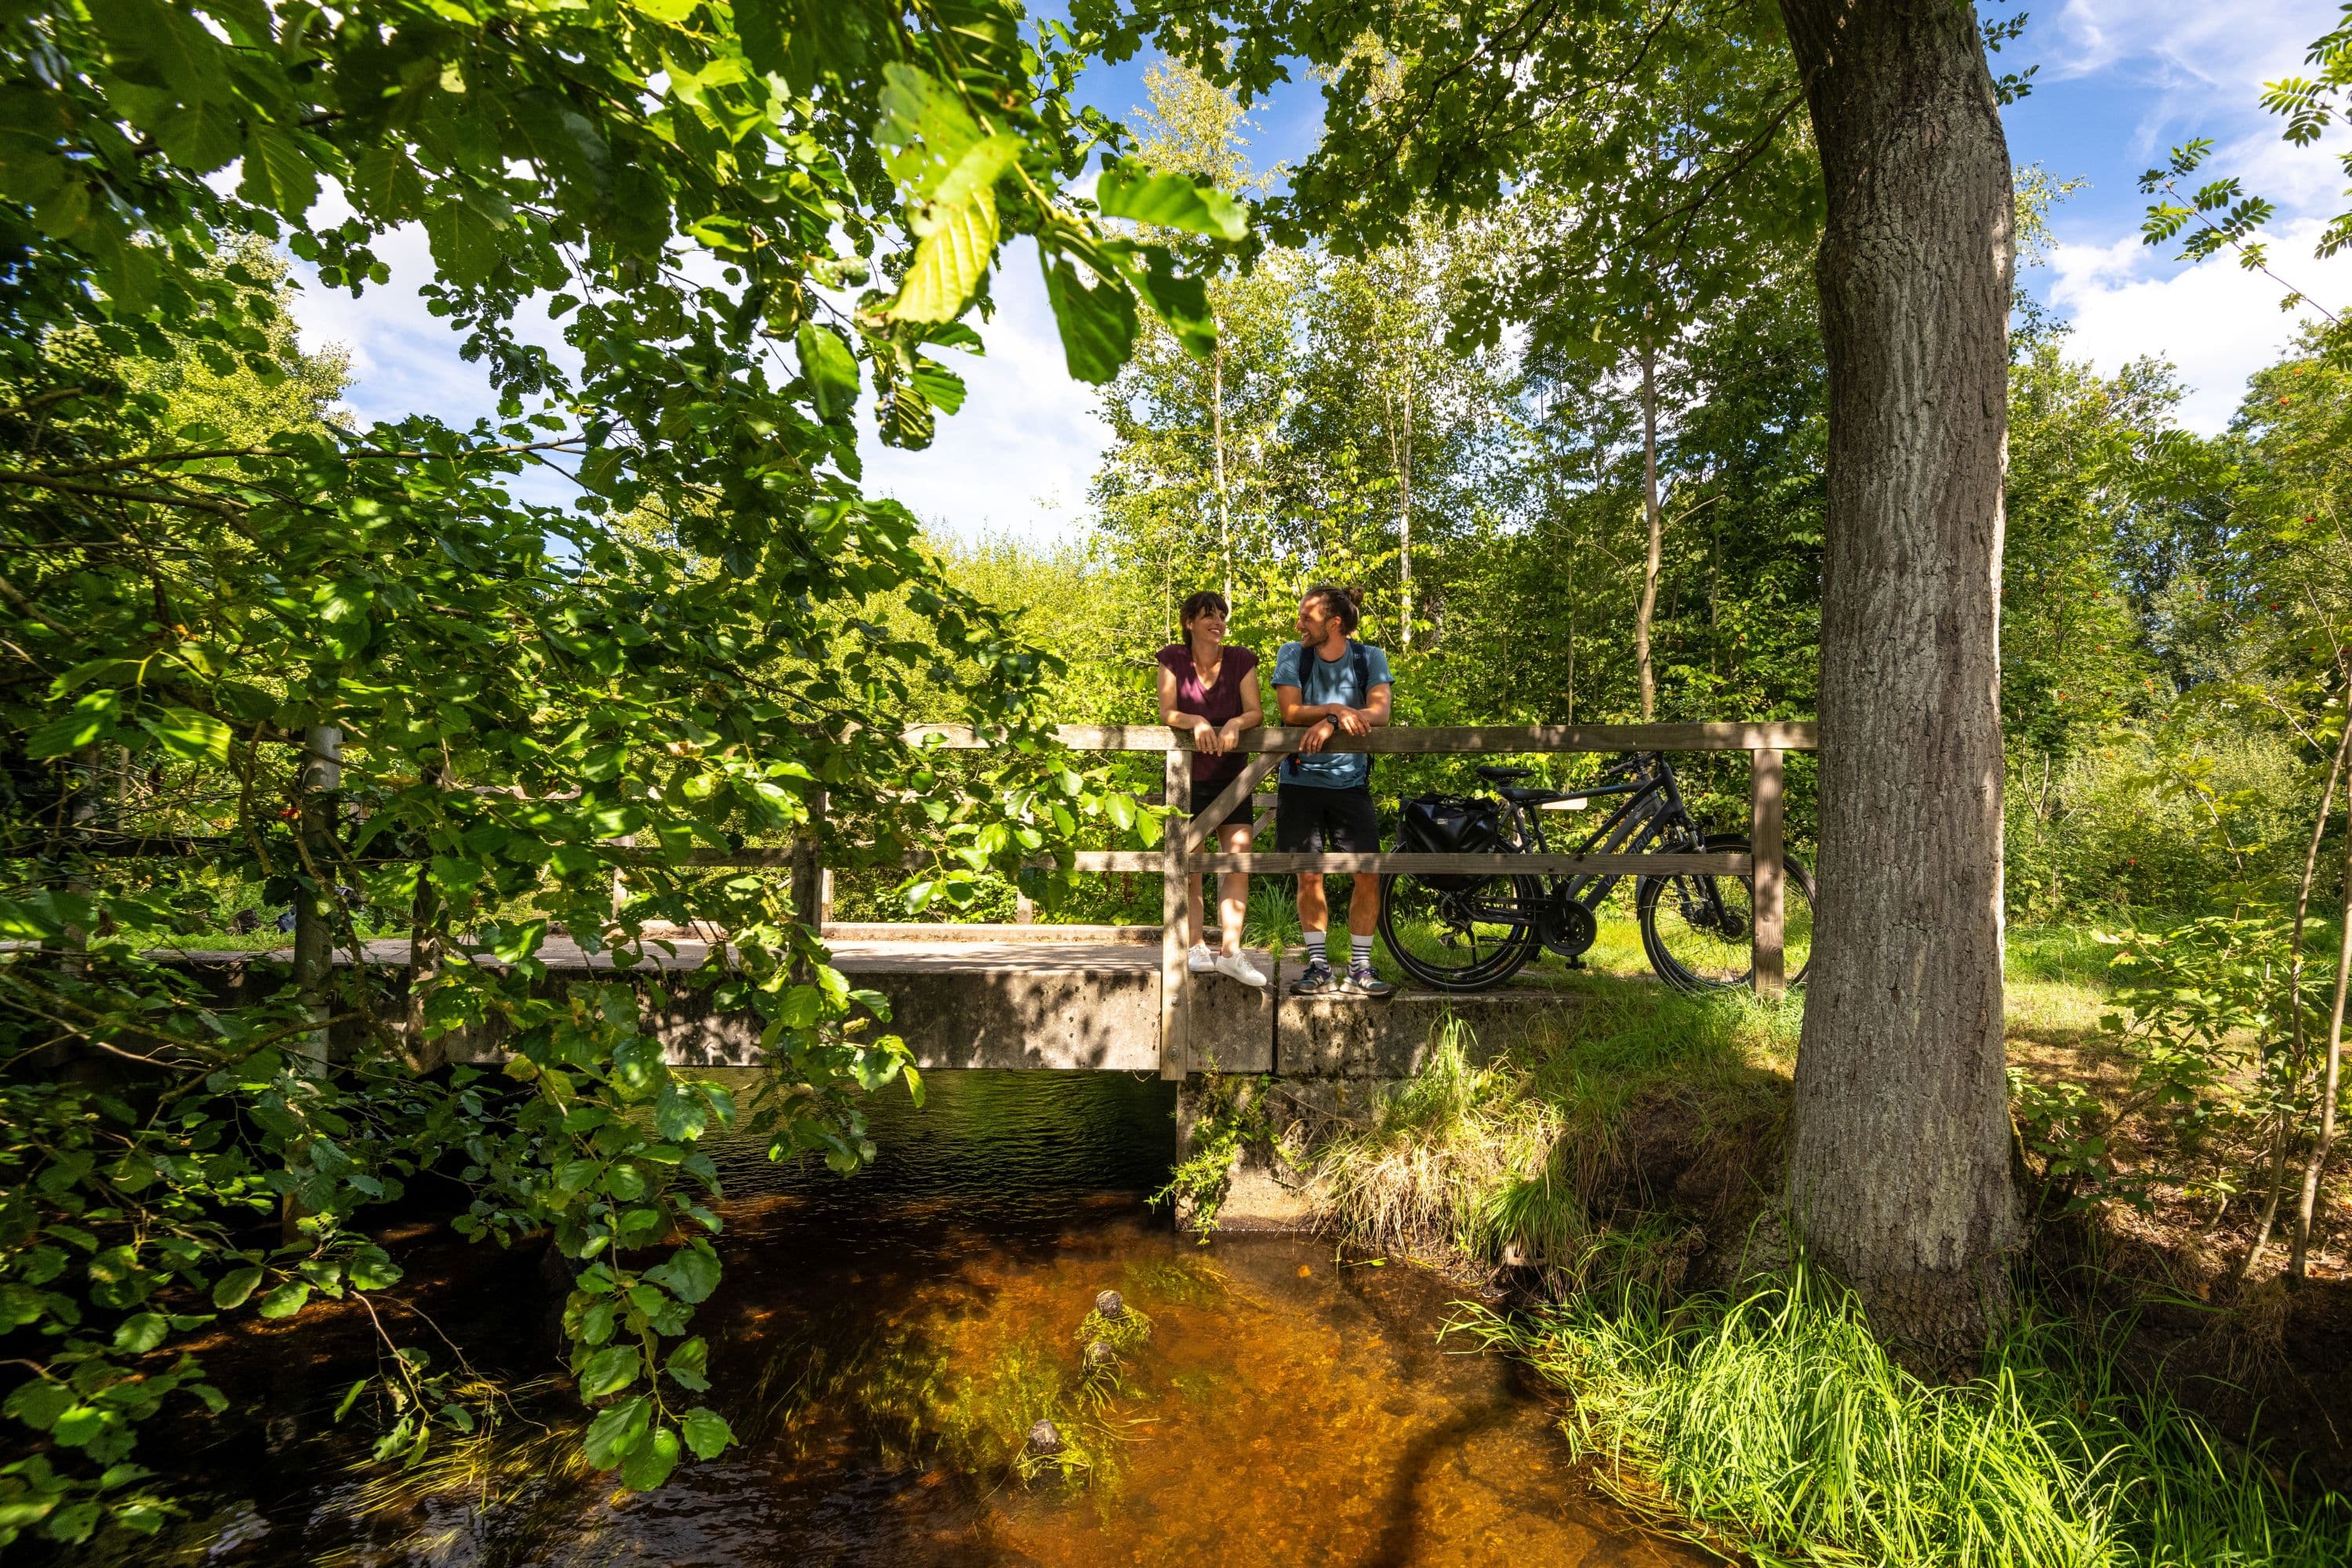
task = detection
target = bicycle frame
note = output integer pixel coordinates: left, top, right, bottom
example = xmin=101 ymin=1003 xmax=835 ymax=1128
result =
xmin=1439 ymin=756 xmax=1718 ymax=931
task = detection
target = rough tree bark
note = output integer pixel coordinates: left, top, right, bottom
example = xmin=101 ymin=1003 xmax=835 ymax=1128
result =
xmin=1777 ymin=0 xmax=2022 ymax=1353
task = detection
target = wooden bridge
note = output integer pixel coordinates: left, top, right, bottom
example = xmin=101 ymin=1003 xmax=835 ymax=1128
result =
xmin=165 ymin=721 xmax=1816 ymax=1081
xmin=673 ymin=720 xmax=1809 ymax=1079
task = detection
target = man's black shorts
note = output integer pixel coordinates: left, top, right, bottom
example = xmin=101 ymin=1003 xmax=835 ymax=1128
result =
xmin=1275 ymin=783 xmax=1381 ymax=855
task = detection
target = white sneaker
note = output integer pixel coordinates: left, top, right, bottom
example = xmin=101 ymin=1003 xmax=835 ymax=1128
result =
xmin=1188 ymin=942 xmax=1215 ymax=973
xmin=1214 ymin=949 xmax=1269 ymax=988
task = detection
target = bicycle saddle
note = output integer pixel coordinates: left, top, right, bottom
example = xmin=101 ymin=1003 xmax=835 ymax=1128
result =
xmin=1475 ymin=764 xmax=1536 ymax=783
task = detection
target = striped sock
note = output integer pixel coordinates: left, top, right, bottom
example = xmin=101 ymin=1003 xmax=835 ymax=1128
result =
xmin=1352 ymin=934 xmax=1374 ymax=969
xmin=1316 ymin=931 xmax=1339 ymax=970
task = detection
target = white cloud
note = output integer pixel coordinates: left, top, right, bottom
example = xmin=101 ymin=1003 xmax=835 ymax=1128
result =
xmin=858 ymin=235 xmax=1109 ymax=544
xmin=2047 ymin=217 xmax=2350 ymax=431
xmin=2042 ymin=0 xmax=2326 ymax=97
xmin=2021 ymin=1 xmax=2351 ymax=430
xmin=289 ymin=220 xmax=1107 ymax=541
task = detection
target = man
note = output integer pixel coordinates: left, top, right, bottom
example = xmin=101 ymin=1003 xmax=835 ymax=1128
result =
xmin=1272 ymin=584 xmax=1396 ymax=998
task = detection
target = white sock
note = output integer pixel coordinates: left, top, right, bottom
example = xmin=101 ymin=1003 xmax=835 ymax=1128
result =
xmin=1352 ymin=934 xmax=1374 ymax=969
xmin=1312 ymin=931 xmax=1336 ymax=968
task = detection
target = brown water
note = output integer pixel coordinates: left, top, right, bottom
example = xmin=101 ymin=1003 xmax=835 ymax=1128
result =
xmin=138 ymin=1073 xmax=1704 ymax=1568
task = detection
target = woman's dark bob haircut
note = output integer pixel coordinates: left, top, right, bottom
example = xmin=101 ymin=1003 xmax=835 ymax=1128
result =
xmin=1180 ymin=590 xmax=1230 ymax=626
xmin=1303 ymin=583 xmax=1363 ymax=635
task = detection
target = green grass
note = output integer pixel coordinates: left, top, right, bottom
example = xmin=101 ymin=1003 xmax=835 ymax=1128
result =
xmin=1313 ymin=989 xmax=1798 ymax=1282
xmin=1295 ymin=938 xmax=2350 ymax=1568
xmin=1458 ymin=1265 xmax=2352 ymax=1568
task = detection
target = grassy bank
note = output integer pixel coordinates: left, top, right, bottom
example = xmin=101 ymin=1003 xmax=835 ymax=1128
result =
xmin=1277 ymin=945 xmax=2352 ymax=1566
xmin=1459 ymin=1268 xmax=2349 ymax=1567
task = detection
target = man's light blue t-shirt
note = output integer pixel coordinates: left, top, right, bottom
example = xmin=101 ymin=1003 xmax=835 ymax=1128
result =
xmin=1272 ymin=639 xmax=1393 ymax=790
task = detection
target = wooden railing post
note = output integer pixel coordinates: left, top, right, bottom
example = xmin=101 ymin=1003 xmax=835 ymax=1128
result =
xmin=1160 ymin=742 xmax=1191 ymax=1080
xmin=1751 ymin=746 xmax=1785 ymax=996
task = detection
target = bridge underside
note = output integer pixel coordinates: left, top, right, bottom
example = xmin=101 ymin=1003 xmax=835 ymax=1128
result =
xmin=171 ymin=927 xmax=1575 ymax=1080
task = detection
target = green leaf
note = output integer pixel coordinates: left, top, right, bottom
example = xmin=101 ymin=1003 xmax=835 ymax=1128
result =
xmin=1097 ymin=168 xmax=1247 ymax=241
xmin=211 ymin=1267 xmax=263 ymax=1310
xmin=890 ymin=187 xmax=1002 ymax=324
xmin=664 ymin=1335 xmax=710 ymax=1392
xmin=50 ymin=1406 xmax=108 ymax=1449
xmin=680 ymin=1405 xmax=735 ymax=1460
xmin=350 ymin=143 xmax=429 ymax=221
xmin=578 ymin=1344 xmax=641 ymax=1399
xmin=239 ymin=123 xmax=320 ymax=216
xmin=152 ymin=97 xmax=242 ymax=172
xmin=26 ymin=691 xmax=119 ymax=758
xmin=423 ymin=195 xmax=510 ymax=288
xmin=644 ymin=1241 xmax=720 ymax=1305
xmin=111 ymin=1312 xmax=168 ymax=1355
xmin=796 ymin=324 xmax=859 ymax=421
xmin=138 ymin=706 xmax=230 ymax=764
xmin=347 ymin=1250 xmax=402 ymax=1292
xmin=876 ymin=64 xmax=1020 ymax=324
xmin=619 ymin=1421 xmax=680 ymax=1490
xmin=0 ymin=1283 xmax=49 ymax=1327
xmin=4 ymin=1377 xmax=74 ymax=1432
xmin=1040 ymin=253 xmax=1135 ymax=384
xmin=581 ymin=1393 xmax=651 ymax=1468
xmin=256 ymin=1279 xmax=311 ymax=1319
xmin=909 ymin=356 xmax=967 ymax=414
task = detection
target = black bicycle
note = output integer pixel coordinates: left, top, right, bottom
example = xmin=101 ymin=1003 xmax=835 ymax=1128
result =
xmin=1377 ymin=752 xmax=1814 ymax=994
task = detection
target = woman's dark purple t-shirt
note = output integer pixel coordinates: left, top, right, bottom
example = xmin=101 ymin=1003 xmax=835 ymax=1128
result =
xmin=1157 ymin=643 xmax=1258 ymax=787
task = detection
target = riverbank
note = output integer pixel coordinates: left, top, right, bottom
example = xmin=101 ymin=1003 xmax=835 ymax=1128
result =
xmin=1180 ymin=935 xmax=2352 ymax=1566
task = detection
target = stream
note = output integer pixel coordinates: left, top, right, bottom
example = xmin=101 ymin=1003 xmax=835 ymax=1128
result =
xmin=122 ymin=1072 xmax=1706 ymax=1567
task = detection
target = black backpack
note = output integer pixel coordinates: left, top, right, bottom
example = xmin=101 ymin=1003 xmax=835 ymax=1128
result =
xmin=1399 ymin=793 xmax=1501 ymax=891
xmin=1282 ymin=641 xmax=1377 ymax=785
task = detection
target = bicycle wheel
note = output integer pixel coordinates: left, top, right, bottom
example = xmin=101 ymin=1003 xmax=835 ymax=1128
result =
xmin=1635 ymin=833 xmax=1815 ymax=993
xmin=1377 ymin=872 xmax=1544 ymax=992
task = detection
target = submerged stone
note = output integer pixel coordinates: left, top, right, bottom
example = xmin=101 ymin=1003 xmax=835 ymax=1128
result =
xmin=1083 ymin=1339 xmax=1116 ymax=1368
xmin=1094 ymin=1290 xmax=1125 ymax=1318
xmin=1026 ymin=1418 xmax=1063 ymax=1456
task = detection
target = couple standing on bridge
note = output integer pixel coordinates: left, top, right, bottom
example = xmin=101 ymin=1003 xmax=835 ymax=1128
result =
xmin=1155 ymin=584 xmax=1398 ymax=1000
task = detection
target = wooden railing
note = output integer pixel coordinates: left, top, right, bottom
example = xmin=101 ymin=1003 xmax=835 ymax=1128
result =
xmin=861 ymin=722 xmax=1817 ymax=1079
xmin=43 ymin=720 xmax=1814 ymax=1080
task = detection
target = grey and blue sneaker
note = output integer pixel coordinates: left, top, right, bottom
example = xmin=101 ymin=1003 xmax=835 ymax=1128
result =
xmin=1289 ymin=959 xmax=1338 ymax=996
xmin=1341 ymin=962 xmax=1396 ymax=999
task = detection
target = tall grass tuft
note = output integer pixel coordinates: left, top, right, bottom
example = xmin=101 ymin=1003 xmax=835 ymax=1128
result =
xmin=1459 ymin=1264 xmax=2352 ymax=1568
xmin=1314 ymin=989 xmax=1797 ymax=1283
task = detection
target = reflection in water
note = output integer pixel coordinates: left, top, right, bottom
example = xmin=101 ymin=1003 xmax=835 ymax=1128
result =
xmin=156 ymin=1072 xmax=1701 ymax=1567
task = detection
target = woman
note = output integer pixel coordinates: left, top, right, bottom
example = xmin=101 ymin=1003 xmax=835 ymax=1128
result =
xmin=1156 ymin=590 xmax=1268 ymax=986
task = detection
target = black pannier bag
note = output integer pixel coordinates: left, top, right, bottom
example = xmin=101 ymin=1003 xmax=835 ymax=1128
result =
xmin=1399 ymin=793 xmax=1502 ymax=891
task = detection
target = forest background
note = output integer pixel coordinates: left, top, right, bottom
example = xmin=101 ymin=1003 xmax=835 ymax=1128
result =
xmin=866 ymin=63 xmax=2343 ymax=940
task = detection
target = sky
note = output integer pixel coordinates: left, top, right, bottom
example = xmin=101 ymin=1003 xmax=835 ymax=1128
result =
xmin=291 ymin=2 xmax=2352 ymax=540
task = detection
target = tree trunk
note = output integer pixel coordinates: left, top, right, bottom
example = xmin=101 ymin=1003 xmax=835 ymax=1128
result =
xmin=1777 ymin=0 xmax=2021 ymax=1356
xmin=1636 ymin=342 xmax=1662 ymax=721
xmin=1398 ymin=379 xmax=1414 ymax=650
xmin=2291 ymin=764 xmax=2352 ymax=1278
xmin=1212 ymin=339 xmax=1232 ymax=607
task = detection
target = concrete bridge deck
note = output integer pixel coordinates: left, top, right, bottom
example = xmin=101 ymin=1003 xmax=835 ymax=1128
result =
xmin=170 ymin=927 xmax=1577 ymax=1080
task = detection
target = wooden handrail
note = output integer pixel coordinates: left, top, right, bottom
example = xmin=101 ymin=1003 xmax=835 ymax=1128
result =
xmin=53 ymin=717 xmax=1800 ymax=1080
xmin=907 ymin=720 xmax=1816 ymax=753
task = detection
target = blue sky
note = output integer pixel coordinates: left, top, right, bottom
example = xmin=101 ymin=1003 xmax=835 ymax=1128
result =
xmin=293 ymin=1 xmax=2352 ymax=539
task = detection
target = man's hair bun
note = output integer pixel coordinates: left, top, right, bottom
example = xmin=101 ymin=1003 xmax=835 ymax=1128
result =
xmin=1305 ymin=582 xmax=1363 ymax=634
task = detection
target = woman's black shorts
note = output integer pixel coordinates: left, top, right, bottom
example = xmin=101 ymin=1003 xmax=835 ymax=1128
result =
xmin=1191 ymin=789 xmax=1257 ymax=836
xmin=1274 ymin=783 xmax=1381 ymax=853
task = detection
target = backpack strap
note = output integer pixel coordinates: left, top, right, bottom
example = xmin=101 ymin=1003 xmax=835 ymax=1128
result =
xmin=1284 ymin=641 xmax=1381 ymax=781
xmin=1351 ymin=641 xmax=1375 ymax=782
